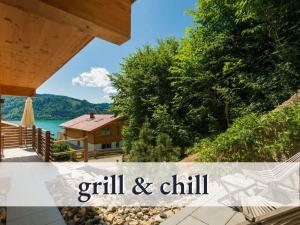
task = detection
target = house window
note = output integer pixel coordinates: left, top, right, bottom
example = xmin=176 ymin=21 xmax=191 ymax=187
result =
xmin=116 ymin=141 xmax=120 ymax=148
xmin=101 ymin=128 xmax=111 ymax=136
xmin=102 ymin=143 xmax=112 ymax=149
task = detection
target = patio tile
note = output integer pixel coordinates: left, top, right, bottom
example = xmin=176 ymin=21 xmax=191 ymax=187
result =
xmin=178 ymin=216 xmax=207 ymax=225
xmin=226 ymin=212 xmax=247 ymax=225
xmin=7 ymin=207 xmax=65 ymax=225
xmin=3 ymin=148 xmax=41 ymax=162
xmin=7 ymin=207 xmax=45 ymax=220
xmin=161 ymin=207 xmax=200 ymax=225
xmin=48 ymin=219 xmax=67 ymax=225
xmin=191 ymin=207 xmax=236 ymax=225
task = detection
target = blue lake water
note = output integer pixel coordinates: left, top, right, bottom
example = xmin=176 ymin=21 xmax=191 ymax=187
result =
xmin=9 ymin=120 xmax=67 ymax=137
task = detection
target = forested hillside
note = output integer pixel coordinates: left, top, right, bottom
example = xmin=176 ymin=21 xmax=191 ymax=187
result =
xmin=3 ymin=94 xmax=111 ymax=120
xmin=110 ymin=0 xmax=300 ymax=162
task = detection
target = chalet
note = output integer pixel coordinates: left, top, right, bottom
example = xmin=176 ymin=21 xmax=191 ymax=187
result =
xmin=59 ymin=113 xmax=124 ymax=152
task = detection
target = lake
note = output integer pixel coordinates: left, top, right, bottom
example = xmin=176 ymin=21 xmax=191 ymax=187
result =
xmin=9 ymin=120 xmax=67 ymax=138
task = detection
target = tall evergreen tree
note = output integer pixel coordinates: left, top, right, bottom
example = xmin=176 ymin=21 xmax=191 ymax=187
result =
xmin=129 ymin=119 xmax=155 ymax=162
xmin=154 ymin=133 xmax=180 ymax=162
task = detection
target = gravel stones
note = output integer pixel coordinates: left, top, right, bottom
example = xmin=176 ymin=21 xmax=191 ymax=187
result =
xmin=60 ymin=206 xmax=181 ymax=225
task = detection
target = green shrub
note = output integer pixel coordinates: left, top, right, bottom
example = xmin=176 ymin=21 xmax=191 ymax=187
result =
xmin=189 ymin=103 xmax=300 ymax=162
xmin=51 ymin=142 xmax=72 ymax=161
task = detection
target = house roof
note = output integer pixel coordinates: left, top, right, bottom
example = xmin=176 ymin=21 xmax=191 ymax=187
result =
xmin=60 ymin=114 xmax=122 ymax=132
xmin=0 ymin=0 xmax=135 ymax=96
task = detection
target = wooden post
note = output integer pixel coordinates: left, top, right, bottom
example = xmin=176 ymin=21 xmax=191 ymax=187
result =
xmin=0 ymin=97 xmax=3 ymax=162
xmin=93 ymin=133 xmax=96 ymax=158
xmin=32 ymin=125 xmax=36 ymax=150
xmin=93 ymin=146 xmax=97 ymax=159
xmin=45 ymin=131 xmax=50 ymax=162
xmin=37 ymin=128 xmax=42 ymax=154
xmin=19 ymin=125 xmax=23 ymax=147
xmin=84 ymin=136 xmax=88 ymax=162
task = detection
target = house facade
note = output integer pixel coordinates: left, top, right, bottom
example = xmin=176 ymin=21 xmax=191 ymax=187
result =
xmin=60 ymin=114 xmax=124 ymax=152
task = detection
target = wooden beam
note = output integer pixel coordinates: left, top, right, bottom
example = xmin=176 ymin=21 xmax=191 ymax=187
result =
xmin=0 ymin=85 xmax=36 ymax=96
xmin=45 ymin=131 xmax=50 ymax=162
xmin=84 ymin=136 xmax=88 ymax=162
xmin=0 ymin=0 xmax=132 ymax=45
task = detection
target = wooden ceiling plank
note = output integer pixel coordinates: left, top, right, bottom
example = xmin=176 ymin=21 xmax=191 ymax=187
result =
xmin=0 ymin=0 xmax=132 ymax=45
xmin=0 ymin=2 xmax=93 ymax=93
xmin=0 ymin=0 xmax=135 ymax=96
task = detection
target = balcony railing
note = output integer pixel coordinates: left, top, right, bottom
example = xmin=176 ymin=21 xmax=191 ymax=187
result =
xmin=32 ymin=126 xmax=52 ymax=162
xmin=0 ymin=123 xmax=52 ymax=162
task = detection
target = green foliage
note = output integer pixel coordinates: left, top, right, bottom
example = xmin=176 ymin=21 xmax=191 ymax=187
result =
xmin=51 ymin=142 xmax=72 ymax=161
xmin=190 ymin=103 xmax=300 ymax=162
xmin=129 ymin=120 xmax=180 ymax=162
xmin=172 ymin=0 xmax=300 ymax=132
xmin=110 ymin=38 xmax=189 ymax=154
xmin=154 ymin=133 xmax=180 ymax=162
xmin=3 ymin=94 xmax=111 ymax=120
xmin=111 ymin=0 xmax=300 ymax=162
xmin=129 ymin=120 xmax=155 ymax=162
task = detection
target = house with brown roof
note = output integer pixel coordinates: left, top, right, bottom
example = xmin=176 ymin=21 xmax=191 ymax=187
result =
xmin=60 ymin=113 xmax=124 ymax=153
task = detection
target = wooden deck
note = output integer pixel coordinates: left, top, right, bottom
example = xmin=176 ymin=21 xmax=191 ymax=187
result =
xmin=2 ymin=147 xmax=66 ymax=225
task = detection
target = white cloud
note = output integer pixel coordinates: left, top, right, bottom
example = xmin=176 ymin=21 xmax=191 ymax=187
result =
xmin=101 ymin=95 xmax=113 ymax=103
xmin=72 ymin=67 xmax=117 ymax=102
xmin=104 ymin=86 xmax=118 ymax=95
xmin=72 ymin=67 xmax=111 ymax=87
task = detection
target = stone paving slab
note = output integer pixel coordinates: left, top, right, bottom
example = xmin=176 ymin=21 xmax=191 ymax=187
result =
xmin=3 ymin=148 xmax=41 ymax=162
xmin=7 ymin=207 xmax=66 ymax=225
xmin=177 ymin=216 xmax=207 ymax=225
xmin=191 ymin=207 xmax=236 ymax=225
xmin=226 ymin=212 xmax=247 ymax=225
xmin=162 ymin=207 xmax=246 ymax=225
xmin=161 ymin=207 xmax=199 ymax=225
xmin=3 ymin=148 xmax=66 ymax=225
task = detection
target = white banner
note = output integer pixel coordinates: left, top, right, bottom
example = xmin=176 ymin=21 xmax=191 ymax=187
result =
xmin=0 ymin=162 xmax=299 ymax=207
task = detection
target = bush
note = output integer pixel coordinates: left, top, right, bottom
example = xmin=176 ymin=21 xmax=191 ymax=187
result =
xmin=51 ymin=142 xmax=72 ymax=161
xmin=189 ymin=103 xmax=300 ymax=162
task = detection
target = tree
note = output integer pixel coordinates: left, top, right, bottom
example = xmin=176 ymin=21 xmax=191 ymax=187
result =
xmin=172 ymin=0 xmax=300 ymax=134
xmin=128 ymin=120 xmax=180 ymax=162
xmin=129 ymin=119 xmax=155 ymax=162
xmin=111 ymin=0 xmax=300 ymax=161
xmin=110 ymin=38 xmax=186 ymax=154
xmin=154 ymin=133 xmax=180 ymax=162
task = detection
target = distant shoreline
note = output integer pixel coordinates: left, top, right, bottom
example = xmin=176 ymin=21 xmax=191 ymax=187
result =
xmin=3 ymin=94 xmax=111 ymax=121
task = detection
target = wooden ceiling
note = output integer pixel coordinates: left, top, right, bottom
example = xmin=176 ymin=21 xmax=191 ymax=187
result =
xmin=0 ymin=0 xmax=135 ymax=96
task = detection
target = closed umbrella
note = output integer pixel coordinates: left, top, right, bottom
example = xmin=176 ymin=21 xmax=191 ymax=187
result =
xmin=21 ymin=97 xmax=35 ymax=147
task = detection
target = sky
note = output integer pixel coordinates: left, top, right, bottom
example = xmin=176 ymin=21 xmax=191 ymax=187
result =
xmin=37 ymin=0 xmax=197 ymax=103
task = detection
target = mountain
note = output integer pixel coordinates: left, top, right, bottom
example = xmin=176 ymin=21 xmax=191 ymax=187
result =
xmin=2 ymin=94 xmax=111 ymax=120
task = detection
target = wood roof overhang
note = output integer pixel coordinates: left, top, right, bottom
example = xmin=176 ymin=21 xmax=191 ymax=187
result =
xmin=0 ymin=0 xmax=135 ymax=96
